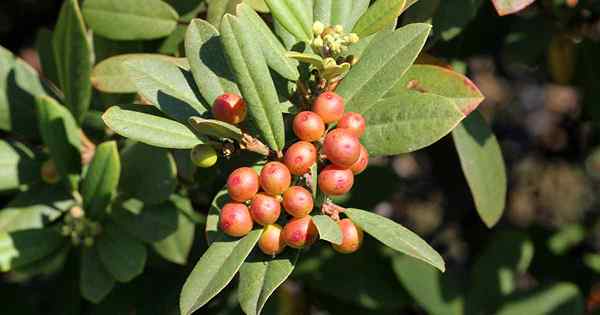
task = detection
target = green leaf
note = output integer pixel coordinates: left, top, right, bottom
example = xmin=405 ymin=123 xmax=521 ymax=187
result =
xmin=82 ymin=0 xmax=180 ymax=40
xmin=361 ymin=90 xmax=464 ymax=156
xmin=153 ymin=207 xmax=196 ymax=265
xmin=466 ymin=231 xmax=534 ymax=315
xmin=189 ymin=116 xmax=243 ymax=141
xmin=344 ymin=208 xmax=445 ymax=272
xmin=313 ymin=0 xmax=352 ymax=29
xmin=0 ymin=140 xmax=40 ymax=192
xmin=548 ymin=224 xmax=585 ymax=255
xmin=125 ymin=58 xmax=208 ymax=123
xmin=111 ymin=198 xmax=178 ymax=243
xmin=392 ymin=255 xmax=464 ymax=315
xmin=206 ymin=187 xmax=230 ymax=245
xmin=53 ymin=0 xmax=93 ymax=122
xmin=0 ymin=46 xmax=47 ymax=139
xmin=245 ymin=0 xmax=269 ymax=12
xmin=206 ymin=0 xmax=239 ymax=28
xmin=237 ymin=4 xmax=299 ymax=81
xmin=264 ymin=0 xmax=313 ymax=41
xmin=491 ymin=0 xmax=535 ymax=16
xmin=92 ymin=54 xmax=189 ymax=94
xmin=584 ymin=254 xmax=600 ymax=273
xmin=35 ymin=29 xmax=59 ymax=85
xmin=97 ymin=222 xmax=147 ymax=282
xmin=80 ymin=247 xmax=116 ymax=304
xmin=431 ymin=0 xmax=482 ymax=42
xmin=220 ymin=15 xmax=285 ymax=151
xmin=0 ymin=228 xmax=65 ymax=272
xmin=286 ymin=51 xmax=324 ymax=69
xmin=352 ymin=0 xmax=407 ymax=37
xmin=494 ymin=283 xmax=584 ymax=315
xmin=179 ymin=230 xmax=262 ymax=315
xmin=103 ymin=106 xmax=201 ymax=149
xmin=119 ymin=142 xmax=177 ymax=205
xmin=36 ymin=96 xmax=81 ymax=178
xmin=311 ymin=215 xmax=342 ymax=245
xmin=390 ymin=64 xmax=485 ymax=115
xmin=337 ymin=23 xmax=431 ymax=114
xmin=185 ymin=19 xmax=240 ymax=105
xmin=82 ymin=141 xmax=120 ymax=219
xmin=238 ymin=250 xmax=300 ymax=315
xmin=452 ymin=110 xmax=506 ymax=228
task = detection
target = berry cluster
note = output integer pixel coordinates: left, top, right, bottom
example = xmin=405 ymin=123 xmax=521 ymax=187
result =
xmin=212 ymin=90 xmax=368 ymax=256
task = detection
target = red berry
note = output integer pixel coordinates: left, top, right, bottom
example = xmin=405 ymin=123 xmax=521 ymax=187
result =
xmin=212 ymin=93 xmax=247 ymax=124
xmin=293 ymin=111 xmax=325 ymax=142
xmin=250 ymin=193 xmax=281 ymax=225
xmin=332 ymin=219 xmax=363 ymax=254
xmin=258 ymin=224 xmax=286 ymax=256
xmin=337 ymin=112 xmax=366 ymax=138
xmin=282 ymin=186 xmax=314 ymax=218
xmin=283 ymin=141 xmax=317 ymax=175
xmin=227 ymin=167 xmax=259 ymax=202
xmin=282 ymin=216 xmax=318 ymax=248
xmin=219 ymin=203 xmax=253 ymax=237
xmin=350 ymin=144 xmax=369 ymax=175
xmin=259 ymin=162 xmax=291 ymax=195
xmin=323 ymin=129 xmax=361 ymax=168
xmin=318 ymin=164 xmax=354 ymax=196
xmin=312 ymin=92 xmax=344 ymax=123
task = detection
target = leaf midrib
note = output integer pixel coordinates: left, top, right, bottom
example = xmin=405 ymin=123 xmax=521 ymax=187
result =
xmin=84 ymin=8 xmax=176 ymax=24
xmin=105 ymin=112 xmax=198 ymax=143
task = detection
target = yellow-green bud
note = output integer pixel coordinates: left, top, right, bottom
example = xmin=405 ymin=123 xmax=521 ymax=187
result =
xmin=190 ymin=144 xmax=218 ymax=168
xmin=312 ymin=36 xmax=324 ymax=48
xmin=334 ymin=24 xmax=344 ymax=33
xmin=83 ymin=237 xmax=94 ymax=247
xmin=312 ymin=21 xmax=325 ymax=35
xmin=348 ymin=33 xmax=359 ymax=44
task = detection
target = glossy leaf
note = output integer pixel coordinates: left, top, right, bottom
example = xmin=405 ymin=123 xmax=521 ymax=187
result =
xmin=390 ymin=64 xmax=485 ymax=115
xmin=0 ymin=228 xmax=65 ymax=272
xmin=237 ymin=4 xmax=299 ymax=81
xmin=185 ymin=19 xmax=240 ymax=105
xmin=264 ymin=0 xmax=313 ymax=41
xmin=361 ymin=90 xmax=464 ymax=156
xmin=82 ymin=141 xmax=120 ymax=219
xmin=53 ymin=0 xmax=92 ymax=122
xmin=35 ymin=28 xmax=59 ymax=85
xmin=36 ymin=96 xmax=81 ymax=178
xmin=466 ymin=231 xmax=534 ymax=315
xmin=153 ymin=206 xmax=196 ymax=265
xmin=345 ymin=208 xmax=445 ymax=272
xmin=352 ymin=0 xmax=407 ymax=38
xmin=452 ymin=110 xmax=506 ymax=227
xmin=337 ymin=23 xmax=431 ymax=114
xmin=103 ymin=106 xmax=201 ymax=149
xmin=179 ymin=230 xmax=262 ymax=315
xmin=494 ymin=283 xmax=584 ymax=315
xmin=492 ymin=0 xmax=535 ymax=16
xmin=80 ymin=247 xmax=115 ymax=303
xmin=313 ymin=0 xmax=352 ymax=30
xmin=111 ymin=198 xmax=178 ymax=243
xmin=392 ymin=255 xmax=464 ymax=315
xmin=0 ymin=140 xmax=40 ymax=192
xmin=238 ymin=250 xmax=300 ymax=315
xmin=220 ymin=15 xmax=285 ymax=151
xmin=92 ymin=54 xmax=189 ymax=93
xmin=125 ymin=58 xmax=208 ymax=123
xmin=206 ymin=187 xmax=229 ymax=245
xmin=97 ymin=222 xmax=147 ymax=282
xmin=82 ymin=0 xmax=179 ymax=40
xmin=119 ymin=142 xmax=177 ymax=205
xmin=188 ymin=116 xmax=243 ymax=141
xmin=311 ymin=214 xmax=342 ymax=245
xmin=0 ymin=46 xmax=47 ymax=139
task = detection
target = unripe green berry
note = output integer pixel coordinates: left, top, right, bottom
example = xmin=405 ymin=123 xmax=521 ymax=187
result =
xmin=191 ymin=144 xmax=218 ymax=168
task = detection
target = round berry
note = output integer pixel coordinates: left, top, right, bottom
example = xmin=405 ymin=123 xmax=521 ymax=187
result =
xmin=250 ymin=193 xmax=281 ymax=225
xmin=312 ymin=92 xmax=345 ymax=123
xmin=258 ymin=224 xmax=286 ymax=256
xmin=219 ymin=203 xmax=253 ymax=237
xmin=318 ymin=164 xmax=354 ymax=196
xmin=41 ymin=160 xmax=59 ymax=184
xmin=283 ymin=141 xmax=317 ymax=175
xmin=337 ymin=112 xmax=366 ymax=138
xmin=323 ymin=129 xmax=361 ymax=168
xmin=259 ymin=161 xmax=291 ymax=195
xmin=190 ymin=144 xmax=218 ymax=168
xmin=227 ymin=167 xmax=259 ymax=202
xmin=293 ymin=111 xmax=325 ymax=142
xmin=332 ymin=219 xmax=363 ymax=254
xmin=212 ymin=93 xmax=247 ymax=124
xmin=350 ymin=144 xmax=369 ymax=175
xmin=282 ymin=186 xmax=314 ymax=218
xmin=282 ymin=216 xmax=318 ymax=248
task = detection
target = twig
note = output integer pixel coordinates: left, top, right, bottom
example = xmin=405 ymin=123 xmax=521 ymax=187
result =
xmin=321 ymin=201 xmax=346 ymax=221
xmin=239 ymin=133 xmax=271 ymax=156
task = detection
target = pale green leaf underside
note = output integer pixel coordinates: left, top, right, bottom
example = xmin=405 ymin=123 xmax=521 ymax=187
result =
xmin=352 ymin=0 xmax=407 ymax=38
xmin=311 ymin=214 xmax=342 ymax=245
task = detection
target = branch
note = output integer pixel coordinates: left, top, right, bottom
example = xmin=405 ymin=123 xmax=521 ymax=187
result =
xmin=239 ymin=133 xmax=271 ymax=156
xmin=321 ymin=201 xmax=346 ymax=221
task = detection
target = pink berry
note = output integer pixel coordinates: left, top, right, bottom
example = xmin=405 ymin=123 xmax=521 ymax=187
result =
xmin=350 ymin=144 xmax=369 ymax=175
xmin=293 ymin=111 xmax=325 ymax=142
xmin=323 ymin=129 xmax=361 ymax=168
xmin=259 ymin=162 xmax=291 ymax=195
xmin=250 ymin=193 xmax=281 ymax=225
xmin=219 ymin=203 xmax=253 ymax=237
xmin=282 ymin=186 xmax=314 ymax=218
xmin=337 ymin=112 xmax=366 ymax=138
xmin=318 ymin=164 xmax=354 ymax=196
xmin=227 ymin=167 xmax=259 ymax=202
xmin=312 ymin=92 xmax=344 ymax=123
xmin=283 ymin=141 xmax=317 ymax=175
xmin=212 ymin=93 xmax=247 ymax=124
